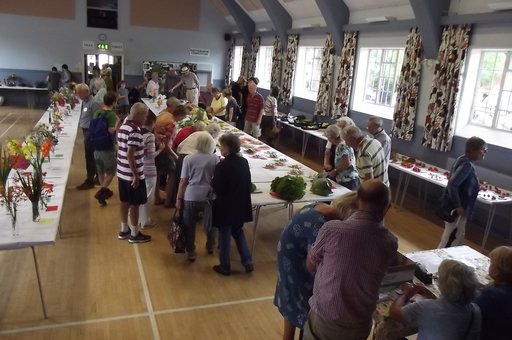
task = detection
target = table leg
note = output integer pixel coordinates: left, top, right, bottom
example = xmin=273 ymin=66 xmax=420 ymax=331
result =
xmin=482 ymin=205 xmax=497 ymax=249
xmin=301 ymin=134 xmax=310 ymax=159
xmin=288 ymin=203 xmax=294 ymax=219
xmin=399 ymin=174 xmax=411 ymax=210
xmin=393 ymin=171 xmax=404 ymax=206
xmin=251 ymin=205 xmax=262 ymax=256
xmin=31 ymin=246 xmax=48 ymax=319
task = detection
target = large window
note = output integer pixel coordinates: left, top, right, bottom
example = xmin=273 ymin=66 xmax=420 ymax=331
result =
xmin=352 ymin=48 xmax=404 ymax=119
xmin=469 ymin=51 xmax=512 ymax=131
xmin=255 ymin=46 xmax=273 ymax=89
xmin=232 ymin=46 xmax=244 ymax=82
xmin=293 ymin=47 xmax=323 ymax=100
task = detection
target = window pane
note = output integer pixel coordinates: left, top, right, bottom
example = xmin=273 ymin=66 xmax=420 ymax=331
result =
xmin=496 ymin=111 xmax=512 ymax=131
xmin=364 ymin=48 xmax=402 ymax=107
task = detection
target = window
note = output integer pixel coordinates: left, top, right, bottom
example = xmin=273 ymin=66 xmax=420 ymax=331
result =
xmin=232 ymin=46 xmax=243 ymax=82
xmin=255 ymin=46 xmax=273 ymax=89
xmin=469 ymin=51 xmax=512 ymax=131
xmin=293 ymin=47 xmax=323 ymax=100
xmin=352 ymin=48 xmax=404 ymax=119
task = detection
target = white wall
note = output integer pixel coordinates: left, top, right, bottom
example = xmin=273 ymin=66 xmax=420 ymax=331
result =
xmin=0 ymin=0 xmax=231 ymax=79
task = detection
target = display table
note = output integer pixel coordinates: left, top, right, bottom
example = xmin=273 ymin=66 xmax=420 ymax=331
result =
xmin=373 ymin=246 xmax=490 ymax=339
xmin=0 ymin=104 xmax=81 ymax=318
xmin=0 ymin=85 xmax=48 ymax=109
xmin=141 ymin=97 xmax=166 ymax=116
xmin=277 ymin=119 xmax=327 ymax=159
xmin=390 ymin=155 xmax=512 ymax=248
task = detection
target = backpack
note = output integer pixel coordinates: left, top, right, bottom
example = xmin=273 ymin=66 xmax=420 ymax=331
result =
xmin=89 ymin=110 xmax=114 ymax=151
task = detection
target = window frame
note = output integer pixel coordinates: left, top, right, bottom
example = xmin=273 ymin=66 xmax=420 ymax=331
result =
xmin=231 ymin=46 xmax=244 ymax=82
xmin=255 ymin=46 xmax=273 ymax=90
xmin=293 ymin=46 xmax=323 ymax=101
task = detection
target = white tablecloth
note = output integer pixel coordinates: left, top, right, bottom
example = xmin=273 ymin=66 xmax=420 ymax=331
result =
xmin=0 ymin=106 xmax=81 ymax=250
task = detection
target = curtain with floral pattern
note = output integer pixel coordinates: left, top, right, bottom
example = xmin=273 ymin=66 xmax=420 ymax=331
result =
xmin=224 ymin=38 xmax=236 ymax=87
xmin=270 ymin=35 xmax=283 ymax=88
xmin=332 ymin=32 xmax=358 ymax=117
xmin=391 ymin=27 xmax=423 ymax=140
xmin=248 ymin=36 xmax=261 ymax=79
xmin=422 ymin=25 xmax=471 ymax=152
xmin=240 ymin=42 xmax=250 ymax=80
xmin=315 ymin=34 xmax=335 ymax=116
xmin=279 ymin=34 xmax=299 ymax=106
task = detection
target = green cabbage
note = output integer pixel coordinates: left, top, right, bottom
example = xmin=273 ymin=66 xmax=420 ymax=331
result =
xmin=270 ymin=175 xmax=306 ymax=202
xmin=310 ymin=178 xmax=332 ymax=196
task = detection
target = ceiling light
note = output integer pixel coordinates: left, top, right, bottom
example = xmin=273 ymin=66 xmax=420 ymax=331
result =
xmin=365 ymin=16 xmax=395 ymax=23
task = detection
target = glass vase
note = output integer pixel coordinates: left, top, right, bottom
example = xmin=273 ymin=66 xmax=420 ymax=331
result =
xmin=8 ymin=203 xmax=18 ymax=236
xmin=31 ymin=199 xmax=40 ymax=222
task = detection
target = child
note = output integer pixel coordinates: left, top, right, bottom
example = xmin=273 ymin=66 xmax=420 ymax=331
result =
xmin=117 ymin=80 xmax=130 ymax=128
xmin=139 ymin=112 xmax=165 ymax=228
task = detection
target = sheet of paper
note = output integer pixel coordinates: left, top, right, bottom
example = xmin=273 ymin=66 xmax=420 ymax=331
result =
xmin=406 ymin=252 xmax=444 ymax=274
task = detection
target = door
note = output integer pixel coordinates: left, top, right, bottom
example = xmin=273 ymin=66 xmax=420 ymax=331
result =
xmin=83 ymin=54 xmax=123 ymax=89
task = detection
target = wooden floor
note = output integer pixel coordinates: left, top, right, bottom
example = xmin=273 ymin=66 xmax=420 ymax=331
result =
xmin=0 ymin=106 xmax=507 ymax=339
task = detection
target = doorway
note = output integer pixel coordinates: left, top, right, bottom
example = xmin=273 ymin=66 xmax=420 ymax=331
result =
xmin=83 ymin=53 xmax=124 ymax=90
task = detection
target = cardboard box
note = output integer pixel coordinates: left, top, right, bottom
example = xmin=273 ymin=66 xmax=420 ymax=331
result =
xmin=381 ymin=252 xmax=416 ymax=287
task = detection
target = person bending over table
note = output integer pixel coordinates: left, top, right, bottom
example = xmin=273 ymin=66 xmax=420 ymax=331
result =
xmin=438 ymin=137 xmax=487 ymax=248
xmin=324 ymin=124 xmax=359 ymax=190
xmin=274 ymin=192 xmax=358 ymax=340
xmin=390 ymin=259 xmax=481 ymax=340
xmin=473 ymin=246 xmax=512 ymax=340
xmin=211 ymin=133 xmax=253 ymax=276
xmin=323 ymin=117 xmax=354 ymax=174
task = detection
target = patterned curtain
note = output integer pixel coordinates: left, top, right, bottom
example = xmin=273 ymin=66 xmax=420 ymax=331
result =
xmin=315 ymin=34 xmax=335 ymax=116
xmin=240 ymin=42 xmax=251 ymax=79
xmin=422 ymin=25 xmax=471 ymax=151
xmin=248 ymin=36 xmax=261 ymax=79
xmin=279 ymin=34 xmax=300 ymax=106
xmin=332 ymin=32 xmax=358 ymax=117
xmin=391 ymin=27 xmax=423 ymax=140
xmin=224 ymin=38 xmax=236 ymax=87
xmin=270 ymin=35 xmax=283 ymax=87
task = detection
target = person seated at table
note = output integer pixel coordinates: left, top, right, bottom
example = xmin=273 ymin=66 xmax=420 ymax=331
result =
xmin=323 ymin=117 xmax=354 ymax=174
xmin=324 ymin=125 xmax=359 ymax=190
xmin=473 ymin=246 xmax=512 ymax=340
xmin=438 ymin=137 xmax=487 ymax=248
xmin=176 ymin=134 xmax=219 ymax=261
xmin=274 ymin=192 xmax=358 ymax=340
xmin=389 ymin=259 xmax=481 ymax=340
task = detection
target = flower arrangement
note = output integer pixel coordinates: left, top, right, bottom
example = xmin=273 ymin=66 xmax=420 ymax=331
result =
xmin=7 ymin=123 xmax=55 ymax=221
xmin=51 ymin=86 xmax=78 ymax=109
xmin=0 ymin=147 xmax=27 ymax=235
xmin=155 ymin=94 xmax=166 ymax=107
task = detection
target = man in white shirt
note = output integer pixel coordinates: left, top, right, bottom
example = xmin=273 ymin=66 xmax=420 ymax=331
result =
xmin=146 ymin=72 xmax=160 ymax=97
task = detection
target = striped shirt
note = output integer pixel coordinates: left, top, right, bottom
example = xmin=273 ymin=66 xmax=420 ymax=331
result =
xmin=308 ymin=211 xmax=398 ymax=323
xmin=263 ymin=95 xmax=277 ymax=116
xmin=374 ymin=129 xmax=391 ymax=169
xmin=356 ymin=135 xmax=389 ymax=186
xmin=117 ymin=120 xmax=145 ymax=181
xmin=141 ymin=128 xmax=157 ymax=178
xmin=245 ymin=92 xmax=264 ymax=123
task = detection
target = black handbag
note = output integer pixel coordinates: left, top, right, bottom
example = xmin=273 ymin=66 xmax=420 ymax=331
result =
xmin=435 ymin=191 xmax=458 ymax=223
xmin=168 ymin=210 xmax=186 ymax=253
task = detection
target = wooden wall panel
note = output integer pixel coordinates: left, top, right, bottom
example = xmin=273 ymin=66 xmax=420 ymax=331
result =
xmin=0 ymin=0 xmax=74 ymax=19
xmin=130 ymin=0 xmax=200 ymax=31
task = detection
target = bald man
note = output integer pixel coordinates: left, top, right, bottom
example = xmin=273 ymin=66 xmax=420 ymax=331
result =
xmin=304 ymin=180 xmax=397 ymax=340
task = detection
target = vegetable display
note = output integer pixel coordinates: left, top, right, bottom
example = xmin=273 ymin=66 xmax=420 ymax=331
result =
xmin=270 ymin=175 xmax=306 ymax=202
xmin=310 ymin=177 xmax=333 ymax=196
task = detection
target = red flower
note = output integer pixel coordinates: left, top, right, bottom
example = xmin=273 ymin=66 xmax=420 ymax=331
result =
xmin=10 ymin=155 xmax=30 ymax=170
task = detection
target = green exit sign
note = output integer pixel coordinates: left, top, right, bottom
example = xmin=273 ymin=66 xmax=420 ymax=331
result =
xmin=97 ymin=43 xmax=109 ymax=50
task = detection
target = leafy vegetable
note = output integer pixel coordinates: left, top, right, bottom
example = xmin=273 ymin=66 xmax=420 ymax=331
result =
xmin=270 ymin=175 xmax=306 ymax=202
xmin=311 ymin=178 xmax=332 ymax=197
xmin=251 ymin=183 xmax=257 ymax=193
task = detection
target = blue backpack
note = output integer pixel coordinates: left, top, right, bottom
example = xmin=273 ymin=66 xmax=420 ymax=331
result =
xmin=89 ymin=110 xmax=114 ymax=151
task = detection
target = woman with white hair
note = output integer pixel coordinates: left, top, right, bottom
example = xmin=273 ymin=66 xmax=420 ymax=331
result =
xmin=176 ymin=133 xmax=219 ymax=261
xmin=474 ymin=246 xmax=512 ymax=340
xmin=323 ymin=124 xmax=359 ymax=190
xmin=93 ymin=78 xmax=107 ymax=104
xmin=390 ymin=259 xmax=481 ymax=340
xmin=323 ymin=117 xmax=354 ymax=175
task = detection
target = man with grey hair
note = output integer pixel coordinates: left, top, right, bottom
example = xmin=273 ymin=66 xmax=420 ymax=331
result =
xmin=171 ymin=66 xmax=200 ymax=106
xmin=343 ymin=125 xmax=389 ymax=186
xmin=367 ymin=116 xmax=391 ymax=168
xmin=324 ymin=116 xmax=355 ymax=172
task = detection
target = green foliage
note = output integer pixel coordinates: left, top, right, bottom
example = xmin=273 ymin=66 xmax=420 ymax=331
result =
xmin=310 ymin=178 xmax=332 ymax=197
xmin=270 ymin=175 xmax=306 ymax=202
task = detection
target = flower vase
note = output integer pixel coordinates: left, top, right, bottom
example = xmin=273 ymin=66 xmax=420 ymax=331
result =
xmin=6 ymin=202 xmax=18 ymax=236
xmin=31 ymin=199 xmax=40 ymax=222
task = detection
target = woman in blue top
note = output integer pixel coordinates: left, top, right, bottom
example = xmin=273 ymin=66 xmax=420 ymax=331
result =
xmin=473 ymin=246 xmax=512 ymax=340
xmin=438 ymin=136 xmax=487 ymax=248
xmin=274 ymin=192 xmax=358 ymax=340
xmin=324 ymin=125 xmax=359 ymax=190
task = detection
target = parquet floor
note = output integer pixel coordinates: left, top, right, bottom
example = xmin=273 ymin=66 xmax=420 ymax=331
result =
xmin=0 ymin=106 xmax=506 ymax=339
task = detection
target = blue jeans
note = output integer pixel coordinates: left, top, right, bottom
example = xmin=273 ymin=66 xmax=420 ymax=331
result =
xmin=218 ymin=224 xmax=252 ymax=270
xmin=182 ymin=200 xmax=215 ymax=252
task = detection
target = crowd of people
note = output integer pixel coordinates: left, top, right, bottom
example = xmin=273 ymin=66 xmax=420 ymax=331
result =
xmin=69 ymin=68 xmax=509 ymax=340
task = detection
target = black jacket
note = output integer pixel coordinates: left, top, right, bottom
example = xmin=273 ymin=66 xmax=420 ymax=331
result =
xmin=212 ymin=153 xmax=253 ymax=227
